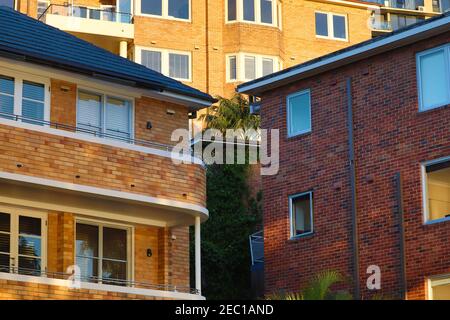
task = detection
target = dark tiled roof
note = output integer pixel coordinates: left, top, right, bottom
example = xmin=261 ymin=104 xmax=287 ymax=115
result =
xmin=238 ymin=11 xmax=450 ymax=92
xmin=0 ymin=6 xmax=214 ymax=103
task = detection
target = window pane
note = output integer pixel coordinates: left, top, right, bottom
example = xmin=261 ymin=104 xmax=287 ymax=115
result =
xmin=315 ymin=12 xmax=328 ymax=36
xmin=168 ymin=0 xmax=189 ymax=19
xmin=0 ymin=254 xmax=9 ymax=271
xmin=419 ymin=50 xmax=448 ymax=110
xmin=19 ymin=236 xmax=41 ymax=257
xmin=118 ymin=0 xmax=132 ymax=23
xmin=245 ymin=56 xmax=256 ymax=80
xmin=37 ymin=1 xmax=48 ymax=17
xmin=0 ymin=76 xmax=14 ymax=119
xmin=18 ymin=256 xmax=41 ymax=274
xmin=77 ymin=91 xmax=102 ymax=134
xmin=105 ymin=97 xmax=131 ymax=140
xmin=0 ymin=213 xmax=10 ymax=233
xmin=77 ymin=256 xmax=98 ymax=281
xmin=260 ymin=0 xmax=273 ymax=24
xmin=102 ymin=260 xmax=127 ymax=283
xmin=229 ymin=56 xmax=237 ymax=80
xmin=141 ymin=0 xmax=162 ymax=15
xmin=288 ymin=91 xmax=311 ymax=135
xmin=141 ymin=50 xmax=162 ymax=73
xmin=0 ymin=233 xmax=9 ymax=253
xmin=72 ymin=6 xmax=88 ymax=18
xmin=291 ymin=193 xmax=312 ymax=236
xmin=243 ymin=0 xmax=255 ymax=21
xmin=103 ymin=227 xmax=127 ymax=261
xmin=432 ymin=282 xmax=450 ymax=300
xmin=426 ymin=160 xmax=450 ymax=221
xmin=169 ymin=53 xmax=189 ymax=79
xmin=22 ymin=81 xmax=45 ymax=124
xmin=333 ymin=15 xmax=346 ymax=39
xmin=262 ymin=58 xmax=274 ymax=76
xmin=0 ymin=0 xmax=14 ymax=8
xmin=0 ymin=76 xmax=14 ymax=95
xmin=19 ymin=216 xmax=41 ymax=236
xmin=76 ymin=223 xmax=99 ymax=258
xmin=227 ymin=0 xmax=236 ymax=20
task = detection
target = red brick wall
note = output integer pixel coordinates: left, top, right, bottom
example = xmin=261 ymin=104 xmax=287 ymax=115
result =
xmin=260 ymin=32 xmax=450 ymax=299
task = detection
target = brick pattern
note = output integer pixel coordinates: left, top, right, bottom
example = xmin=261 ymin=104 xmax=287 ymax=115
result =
xmin=260 ymin=32 xmax=450 ymax=299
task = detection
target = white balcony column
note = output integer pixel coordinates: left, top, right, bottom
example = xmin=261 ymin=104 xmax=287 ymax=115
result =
xmin=119 ymin=41 xmax=128 ymax=58
xmin=195 ymin=216 xmax=201 ymax=295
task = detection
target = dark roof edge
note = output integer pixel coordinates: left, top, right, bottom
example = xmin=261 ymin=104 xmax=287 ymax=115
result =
xmin=237 ymin=12 xmax=450 ymax=95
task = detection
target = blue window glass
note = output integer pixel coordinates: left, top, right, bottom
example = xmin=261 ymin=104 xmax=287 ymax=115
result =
xmin=0 ymin=76 xmax=14 ymax=119
xmin=243 ymin=0 xmax=255 ymax=21
xmin=22 ymin=81 xmax=45 ymax=125
xmin=333 ymin=15 xmax=346 ymax=39
xmin=168 ymin=0 xmax=189 ymax=19
xmin=141 ymin=0 xmax=162 ymax=15
xmin=227 ymin=0 xmax=236 ymax=21
xmin=260 ymin=0 xmax=272 ymax=24
xmin=287 ymin=90 xmax=311 ymax=136
xmin=315 ymin=12 xmax=328 ymax=36
xmin=0 ymin=0 xmax=14 ymax=8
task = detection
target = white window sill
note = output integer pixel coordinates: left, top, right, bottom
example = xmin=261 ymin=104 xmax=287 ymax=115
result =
xmin=225 ymin=20 xmax=280 ymax=29
xmin=315 ymin=35 xmax=349 ymax=42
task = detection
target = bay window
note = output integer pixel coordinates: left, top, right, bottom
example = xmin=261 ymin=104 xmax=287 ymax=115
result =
xmin=315 ymin=12 xmax=348 ymax=41
xmin=77 ymin=90 xmax=133 ymax=141
xmin=138 ymin=0 xmax=190 ymax=20
xmin=227 ymin=53 xmax=281 ymax=82
xmin=226 ymin=0 xmax=280 ymax=27
xmin=137 ymin=47 xmax=191 ymax=81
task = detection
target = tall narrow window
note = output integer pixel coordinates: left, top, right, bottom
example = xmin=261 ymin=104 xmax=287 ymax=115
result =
xmin=287 ymin=90 xmax=311 ymax=137
xmin=417 ymin=46 xmax=450 ymax=111
xmin=243 ymin=0 xmax=255 ymax=21
xmin=227 ymin=0 xmax=237 ymax=21
xmin=105 ymin=97 xmax=132 ymax=140
xmin=76 ymin=223 xmax=99 ymax=281
xmin=228 ymin=56 xmax=237 ymax=81
xmin=333 ymin=15 xmax=346 ymax=39
xmin=290 ymin=192 xmax=313 ymax=238
xmin=77 ymin=91 xmax=102 ymax=135
xmin=141 ymin=0 xmax=162 ymax=15
xmin=0 ymin=213 xmax=10 ymax=272
xmin=141 ymin=50 xmax=162 ymax=73
xmin=169 ymin=53 xmax=190 ymax=80
xmin=245 ymin=56 xmax=256 ymax=80
xmin=262 ymin=58 xmax=274 ymax=76
xmin=22 ymin=81 xmax=45 ymax=125
xmin=315 ymin=12 xmax=328 ymax=37
xmin=424 ymin=159 xmax=450 ymax=222
xmin=0 ymin=76 xmax=14 ymax=119
xmin=168 ymin=0 xmax=189 ymax=19
xmin=260 ymin=0 xmax=273 ymax=24
xmin=18 ymin=216 xmax=42 ymax=274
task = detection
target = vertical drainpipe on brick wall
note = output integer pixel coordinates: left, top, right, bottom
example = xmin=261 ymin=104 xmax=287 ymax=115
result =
xmin=395 ymin=172 xmax=407 ymax=299
xmin=346 ymin=77 xmax=360 ymax=299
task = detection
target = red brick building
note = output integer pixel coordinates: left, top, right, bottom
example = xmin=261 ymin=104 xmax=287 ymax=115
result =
xmin=238 ymin=13 xmax=450 ymax=300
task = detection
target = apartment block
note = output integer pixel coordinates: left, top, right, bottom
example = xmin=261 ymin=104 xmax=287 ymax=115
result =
xmin=238 ymin=13 xmax=450 ymax=299
xmin=6 ymin=0 xmax=447 ymax=135
xmin=0 ymin=7 xmax=213 ymax=300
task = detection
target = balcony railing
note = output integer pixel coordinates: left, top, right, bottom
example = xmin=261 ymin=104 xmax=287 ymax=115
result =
xmin=0 ymin=265 xmax=199 ymax=295
xmin=38 ymin=4 xmax=133 ymax=24
xmin=0 ymin=111 xmax=173 ymax=152
xmin=370 ymin=20 xmax=393 ymax=31
xmin=366 ymin=0 xmax=425 ymax=10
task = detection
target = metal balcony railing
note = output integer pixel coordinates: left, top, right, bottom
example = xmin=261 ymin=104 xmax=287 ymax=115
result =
xmin=0 ymin=265 xmax=199 ymax=295
xmin=0 ymin=111 xmax=173 ymax=152
xmin=249 ymin=230 xmax=264 ymax=266
xmin=370 ymin=20 xmax=393 ymax=31
xmin=38 ymin=4 xmax=133 ymax=24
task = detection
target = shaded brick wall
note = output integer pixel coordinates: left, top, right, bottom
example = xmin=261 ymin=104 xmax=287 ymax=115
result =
xmin=260 ymin=32 xmax=450 ymax=299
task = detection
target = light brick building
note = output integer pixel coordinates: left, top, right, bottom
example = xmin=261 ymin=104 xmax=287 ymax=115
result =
xmin=238 ymin=13 xmax=450 ymax=299
xmin=5 ymin=0 xmax=447 ymax=135
xmin=0 ymin=7 xmax=214 ymax=300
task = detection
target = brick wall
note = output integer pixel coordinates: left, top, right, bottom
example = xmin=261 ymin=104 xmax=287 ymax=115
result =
xmin=260 ymin=32 xmax=450 ymax=299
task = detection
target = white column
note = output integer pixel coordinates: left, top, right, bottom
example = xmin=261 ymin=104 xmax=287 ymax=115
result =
xmin=119 ymin=41 xmax=128 ymax=58
xmin=195 ymin=216 xmax=201 ymax=295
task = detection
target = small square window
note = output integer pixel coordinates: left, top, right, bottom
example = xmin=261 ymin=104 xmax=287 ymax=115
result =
xmin=287 ymin=90 xmax=311 ymax=137
xmin=168 ymin=0 xmax=189 ymax=19
xmin=290 ymin=192 xmax=313 ymax=238
xmin=169 ymin=53 xmax=190 ymax=80
xmin=424 ymin=159 xmax=450 ymax=222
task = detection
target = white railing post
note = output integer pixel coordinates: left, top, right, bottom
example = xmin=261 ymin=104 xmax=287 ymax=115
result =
xmin=195 ymin=216 xmax=201 ymax=295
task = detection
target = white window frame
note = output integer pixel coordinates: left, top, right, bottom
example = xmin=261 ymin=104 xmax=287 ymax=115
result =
xmin=226 ymin=52 xmax=282 ymax=83
xmin=315 ymin=11 xmax=348 ymax=42
xmin=289 ymin=191 xmax=314 ymax=239
xmin=0 ymin=204 xmax=48 ymax=274
xmin=135 ymin=46 xmax=192 ymax=82
xmin=416 ymin=44 xmax=450 ymax=112
xmin=286 ymin=89 xmax=312 ymax=137
xmin=74 ymin=217 xmax=134 ymax=283
xmin=225 ymin=0 xmax=280 ymax=28
xmin=76 ymin=87 xmax=135 ymax=140
xmin=135 ymin=0 xmax=191 ymax=22
xmin=421 ymin=156 xmax=450 ymax=225
xmin=0 ymin=69 xmax=50 ymax=124
xmin=428 ymin=275 xmax=450 ymax=300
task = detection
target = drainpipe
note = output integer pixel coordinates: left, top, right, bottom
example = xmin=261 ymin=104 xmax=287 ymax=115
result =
xmin=195 ymin=216 xmax=202 ymax=295
xmin=346 ymin=77 xmax=360 ymax=299
xmin=395 ymin=172 xmax=407 ymax=299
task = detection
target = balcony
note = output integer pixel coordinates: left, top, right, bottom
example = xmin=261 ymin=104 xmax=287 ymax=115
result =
xmin=0 ymin=266 xmax=202 ymax=300
xmin=370 ymin=19 xmax=393 ymax=32
xmin=38 ymin=4 xmax=134 ymax=55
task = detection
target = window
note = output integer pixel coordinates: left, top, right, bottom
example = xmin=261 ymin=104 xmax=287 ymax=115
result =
xmin=37 ymin=0 xmax=49 ymax=17
xmin=226 ymin=0 xmax=280 ymax=27
xmin=315 ymin=12 xmax=347 ymax=40
xmin=423 ymin=158 xmax=450 ymax=223
xmin=77 ymin=90 xmax=133 ymax=141
xmin=226 ymin=53 xmax=281 ymax=82
xmin=287 ymin=89 xmax=311 ymax=137
xmin=0 ymin=72 xmax=49 ymax=124
xmin=0 ymin=0 xmax=14 ymax=8
xmin=137 ymin=47 xmax=191 ymax=81
xmin=417 ymin=45 xmax=450 ymax=111
xmin=289 ymin=192 xmax=313 ymax=238
xmin=430 ymin=277 xmax=450 ymax=300
xmin=0 ymin=210 xmax=46 ymax=275
xmin=76 ymin=221 xmax=130 ymax=284
xmin=138 ymin=0 xmax=190 ymax=20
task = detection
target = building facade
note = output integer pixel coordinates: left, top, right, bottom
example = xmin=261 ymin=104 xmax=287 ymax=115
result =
xmin=238 ymin=13 xmax=450 ymax=299
xmin=4 ymin=0 xmax=447 ymax=135
xmin=0 ymin=7 xmax=213 ymax=300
